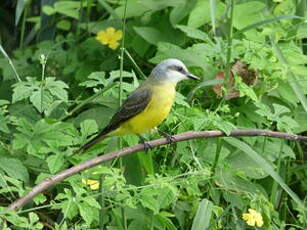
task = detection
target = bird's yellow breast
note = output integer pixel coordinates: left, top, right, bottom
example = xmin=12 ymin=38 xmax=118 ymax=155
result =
xmin=114 ymin=83 xmax=176 ymax=135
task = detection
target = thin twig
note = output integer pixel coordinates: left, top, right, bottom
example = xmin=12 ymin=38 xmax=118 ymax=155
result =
xmin=7 ymin=129 xmax=307 ymax=211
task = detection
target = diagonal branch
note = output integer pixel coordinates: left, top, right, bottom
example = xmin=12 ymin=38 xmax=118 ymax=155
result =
xmin=7 ymin=129 xmax=307 ymax=211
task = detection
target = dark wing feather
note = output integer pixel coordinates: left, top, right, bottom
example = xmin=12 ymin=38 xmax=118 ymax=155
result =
xmin=106 ymin=88 xmax=152 ymax=132
xmin=79 ymin=88 xmax=152 ymax=151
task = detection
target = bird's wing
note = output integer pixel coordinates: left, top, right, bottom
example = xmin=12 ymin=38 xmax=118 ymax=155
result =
xmin=104 ymin=87 xmax=152 ymax=133
xmin=79 ymin=88 xmax=152 ymax=151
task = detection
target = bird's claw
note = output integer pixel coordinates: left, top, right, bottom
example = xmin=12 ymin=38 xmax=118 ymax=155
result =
xmin=142 ymin=142 xmax=152 ymax=152
xmin=137 ymin=135 xmax=152 ymax=152
xmin=165 ymin=135 xmax=175 ymax=144
xmin=158 ymin=130 xmax=175 ymax=144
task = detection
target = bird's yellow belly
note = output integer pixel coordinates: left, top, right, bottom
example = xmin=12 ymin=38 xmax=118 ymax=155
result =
xmin=114 ymin=84 xmax=176 ymax=135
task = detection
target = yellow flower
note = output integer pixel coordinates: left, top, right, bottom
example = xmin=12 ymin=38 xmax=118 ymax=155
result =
xmin=96 ymin=27 xmax=123 ymax=50
xmin=82 ymin=179 xmax=99 ymax=190
xmin=242 ymin=209 xmax=264 ymax=227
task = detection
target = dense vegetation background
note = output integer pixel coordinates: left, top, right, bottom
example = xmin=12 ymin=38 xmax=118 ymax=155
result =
xmin=0 ymin=0 xmax=306 ymax=229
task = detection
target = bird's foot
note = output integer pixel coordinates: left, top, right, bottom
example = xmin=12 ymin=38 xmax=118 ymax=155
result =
xmin=158 ymin=130 xmax=175 ymax=144
xmin=137 ymin=135 xmax=152 ymax=152
xmin=142 ymin=142 xmax=152 ymax=152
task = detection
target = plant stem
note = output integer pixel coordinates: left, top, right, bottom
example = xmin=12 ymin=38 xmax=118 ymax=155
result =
xmin=212 ymin=137 xmax=222 ymax=174
xmin=119 ymin=0 xmax=128 ymax=106
xmin=59 ymin=83 xmax=116 ymax=121
xmin=124 ymin=49 xmax=146 ymax=79
xmin=224 ymin=0 xmax=234 ymax=95
xmin=40 ymin=55 xmax=47 ymax=115
xmin=99 ymin=176 xmax=105 ymax=230
xmin=0 ymin=45 xmax=21 ymax=82
xmin=19 ymin=4 xmax=28 ymax=49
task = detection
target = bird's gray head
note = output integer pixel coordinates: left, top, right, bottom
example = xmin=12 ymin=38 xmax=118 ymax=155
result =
xmin=150 ymin=59 xmax=200 ymax=83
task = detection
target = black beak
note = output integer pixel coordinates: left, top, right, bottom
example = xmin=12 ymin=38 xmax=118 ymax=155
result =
xmin=187 ymin=73 xmax=200 ymax=80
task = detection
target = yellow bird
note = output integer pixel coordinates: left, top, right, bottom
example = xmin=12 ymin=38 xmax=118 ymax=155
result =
xmin=79 ymin=59 xmax=199 ymax=151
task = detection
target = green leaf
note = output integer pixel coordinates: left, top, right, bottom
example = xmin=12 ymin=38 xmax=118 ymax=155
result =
xmin=225 ymin=138 xmax=304 ymax=208
xmin=155 ymin=214 xmax=177 ymax=230
xmin=297 ymin=23 xmax=307 ymax=39
xmin=79 ymin=72 xmax=106 ymax=88
xmin=80 ymin=119 xmax=98 ymax=137
xmin=0 ymin=157 xmax=29 ymax=183
xmin=176 ymin=25 xmax=212 ymax=43
xmin=54 ymin=1 xmax=81 ymax=9
xmin=133 ymin=27 xmax=167 ymax=45
xmin=33 ymin=194 xmax=47 ymax=205
xmin=175 ymin=92 xmax=190 ymax=108
xmin=42 ymin=5 xmax=56 ymax=16
xmin=45 ymin=77 xmax=69 ymax=101
xmin=29 ymin=212 xmax=39 ymax=224
xmin=15 ymin=0 xmax=30 ymax=25
xmin=59 ymin=9 xmax=79 ymax=19
xmin=151 ymin=42 xmax=211 ymax=71
xmin=29 ymin=90 xmax=53 ymax=113
xmin=53 ymin=1 xmax=82 ymax=19
xmin=56 ymin=20 xmax=71 ymax=31
xmin=78 ymin=203 xmax=96 ymax=224
xmin=233 ymin=1 xmax=266 ymax=30
xmin=188 ymin=0 xmax=225 ymax=28
xmin=0 ymin=114 xmax=10 ymax=133
xmin=188 ymin=79 xmax=223 ymax=100
xmin=46 ymin=153 xmax=65 ymax=174
xmin=170 ymin=0 xmax=197 ymax=25
xmin=12 ymin=82 xmax=35 ymax=103
xmin=82 ymin=196 xmax=101 ymax=209
xmin=236 ymin=14 xmax=301 ymax=35
xmin=191 ymin=199 xmax=213 ymax=230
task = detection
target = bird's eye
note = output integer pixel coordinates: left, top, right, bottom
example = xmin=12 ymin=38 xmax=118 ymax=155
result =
xmin=177 ymin=66 xmax=184 ymax=73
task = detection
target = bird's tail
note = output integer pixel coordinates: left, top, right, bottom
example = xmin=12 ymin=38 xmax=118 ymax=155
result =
xmin=77 ymin=134 xmax=108 ymax=153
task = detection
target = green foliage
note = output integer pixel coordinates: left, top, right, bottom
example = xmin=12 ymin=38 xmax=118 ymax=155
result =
xmin=0 ymin=0 xmax=306 ymax=229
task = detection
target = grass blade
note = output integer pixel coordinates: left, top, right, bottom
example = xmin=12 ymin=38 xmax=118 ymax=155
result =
xmin=191 ymin=199 xmax=213 ymax=230
xmin=0 ymin=44 xmax=21 ymax=82
xmin=188 ymin=79 xmax=223 ymax=100
xmin=210 ymin=0 xmax=216 ymax=36
xmin=15 ymin=0 xmax=29 ymax=26
xmin=270 ymin=36 xmax=307 ymax=112
xmin=225 ymin=138 xmax=304 ymax=208
xmin=236 ymin=15 xmax=301 ymax=35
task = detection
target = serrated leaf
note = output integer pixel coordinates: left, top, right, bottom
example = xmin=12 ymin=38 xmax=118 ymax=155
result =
xmin=78 ymin=203 xmax=95 ymax=224
xmin=12 ymin=83 xmax=34 ymax=103
xmin=79 ymin=71 xmax=106 ymax=88
xmin=29 ymin=212 xmax=39 ymax=223
xmin=0 ymin=157 xmax=29 ymax=183
xmin=29 ymin=90 xmax=53 ymax=113
xmin=0 ymin=114 xmax=10 ymax=133
xmin=216 ymin=120 xmax=236 ymax=135
xmin=82 ymin=196 xmax=101 ymax=209
xmin=80 ymin=119 xmax=98 ymax=137
xmin=45 ymin=77 xmax=69 ymax=101
xmin=175 ymin=92 xmax=190 ymax=108
xmin=33 ymin=194 xmax=47 ymax=205
xmin=46 ymin=153 xmax=65 ymax=174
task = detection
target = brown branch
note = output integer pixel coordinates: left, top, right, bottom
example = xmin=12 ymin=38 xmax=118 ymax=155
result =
xmin=8 ymin=129 xmax=307 ymax=211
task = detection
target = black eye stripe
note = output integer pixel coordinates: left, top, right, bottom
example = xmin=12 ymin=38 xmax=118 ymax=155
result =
xmin=169 ymin=65 xmax=185 ymax=73
xmin=177 ymin=66 xmax=184 ymax=72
